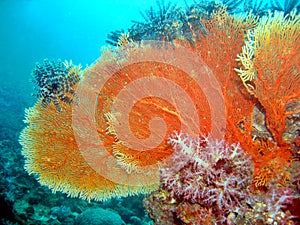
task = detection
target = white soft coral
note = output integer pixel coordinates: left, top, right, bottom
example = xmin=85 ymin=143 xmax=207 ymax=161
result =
xmin=161 ymin=131 xmax=254 ymax=212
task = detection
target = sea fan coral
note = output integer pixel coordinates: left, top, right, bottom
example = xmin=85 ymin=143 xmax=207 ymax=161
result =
xmin=178 ymin=8 xmax=258 ymax=144
xmin=78 ymin=41 xmax=225 ymax=176
xmin=20 ymin=39 xmax=226 ymax=201
xmin=161 ymin=131 xmax=253 ymax=212
xmin=234 ymin=10 xmax=299 ymax=186
xmin=236 ymin=10 xmax=300 ymax=146
xmin=19 ymin=99 xmax=158 ymax=202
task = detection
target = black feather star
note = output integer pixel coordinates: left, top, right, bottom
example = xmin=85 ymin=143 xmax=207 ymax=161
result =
xmin=32 ymin=59 xmax=81 ymax=112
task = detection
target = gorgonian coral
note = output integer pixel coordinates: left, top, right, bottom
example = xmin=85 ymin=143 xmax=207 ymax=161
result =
xmin=32 ymin=59 xmax=81 ymax=111
xmin=161 ymin=131 xmax=253 ymax=213
xmin=234 ymin=9 xmax=299 ymax=188
xmin=20 ymin=39 xmax=223 ymax=201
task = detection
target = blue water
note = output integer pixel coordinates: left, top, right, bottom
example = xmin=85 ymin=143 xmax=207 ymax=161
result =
xmin=1 ymin=0 xmax=285 ymax=92
xmin=0 ymin=0 xmax=195 ymax=93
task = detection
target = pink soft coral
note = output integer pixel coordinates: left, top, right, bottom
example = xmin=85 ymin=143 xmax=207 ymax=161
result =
xmin=161 ymin=131 xmax=253 ymax=213
xmin=146 ymin=131 xmax=297 ymax=224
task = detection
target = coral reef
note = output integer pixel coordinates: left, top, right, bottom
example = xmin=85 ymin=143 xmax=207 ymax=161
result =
xmin=144 ymin=132 xmax=297 ymax=224
xmin=15 ymin=0 xmax=300 ymax=224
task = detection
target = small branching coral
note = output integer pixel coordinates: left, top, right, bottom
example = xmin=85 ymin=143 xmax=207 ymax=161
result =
xmin=161 ymin=131 xmax=253 ymax=218
xmin=32 ymin=59 xmax=82 ymax=111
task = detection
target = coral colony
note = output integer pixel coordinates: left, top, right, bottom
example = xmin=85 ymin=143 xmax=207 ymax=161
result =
xmin=162 ymin=132 xmax=253 ymax=210
xmin=20 ymin=0 xmax=299 ymax=224
xmin=144 ymin=132 xmax=295 ymax=224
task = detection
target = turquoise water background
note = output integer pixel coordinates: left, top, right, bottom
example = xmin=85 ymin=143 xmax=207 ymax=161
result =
xmin=0 ymin=0 xmax=286 ymax=96
xmin=0 ymin=0 xmax=197 ymax=96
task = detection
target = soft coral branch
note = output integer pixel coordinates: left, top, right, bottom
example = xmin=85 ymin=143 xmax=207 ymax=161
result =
xmin=162 ymin=131 xmax=254 ymax=214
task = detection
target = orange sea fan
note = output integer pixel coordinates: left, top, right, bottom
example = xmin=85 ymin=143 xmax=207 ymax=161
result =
xmin=19 ymin=100 xmax=158 ymax=201
xmin=74 ymin=41 xmax=226 ymax=175
xmin=236 ymin=11 xmax=300 ymax=146
xmin=176 ymin=9 xmax=296 ymax=183
xmin=20 ymin=8 xmax=299 ymax=200
xmin=252 ymin=11 xmax=300 ymax=146
xmin=234 ymin=11 xmax=300 ymax=186
xmin=177 ymin=10 xmax=258 ymax=152
xmin=20 ymin=41 xmax=226 ymax=201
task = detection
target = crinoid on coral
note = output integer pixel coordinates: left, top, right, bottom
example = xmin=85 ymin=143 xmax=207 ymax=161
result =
xmin=271 ymin=0 xmax=300 ymax=15
xmin=128 ymin=0 xmax=182 ymax=42
xmin=32 ymin=59 xmax=82 ymax=111
xmin=244 ymin=0 xmax=269 ymax=16
xmin=106 ymin=0 xmax=209 ymax=46
xmin=106 ymin=29 xmax=132 ymax=47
